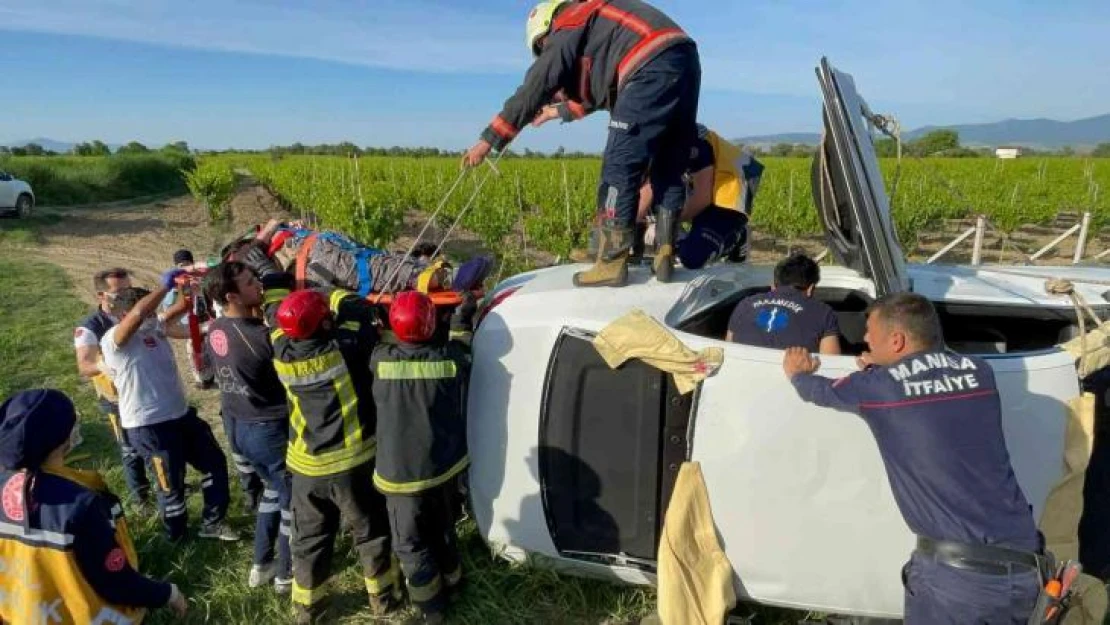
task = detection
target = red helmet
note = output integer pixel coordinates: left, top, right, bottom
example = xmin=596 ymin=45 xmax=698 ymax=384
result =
xmin=276 ymin=290 xmax=330 ymax=340
xmin=390 ymin=291 xmax=437 ymax=343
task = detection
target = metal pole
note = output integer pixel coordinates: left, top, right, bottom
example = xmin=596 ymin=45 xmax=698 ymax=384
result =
xmin=814 ymin=249 xmax=829 ymax=262
xmin=1030 ymin=223 xmax=1082 ymax=261
xmin=1095 ymin=248 xmax=1110 ymax=261
xmin=926 ymin=225 xmax=978 ymax=264
xmin=971 ymin=215 xmax=986 ymax=265
xmin=1073 ymin=212 xmax=1091 ymax=264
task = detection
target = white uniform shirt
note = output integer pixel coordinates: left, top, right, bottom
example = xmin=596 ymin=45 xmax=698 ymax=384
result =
xmin=100 ymin=319 xmax=189 ymax=429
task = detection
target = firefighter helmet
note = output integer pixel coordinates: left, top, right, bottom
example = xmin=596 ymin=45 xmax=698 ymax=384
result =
xmin=526 ymin=1 xmax=568 ymax=57
xmin=390 ymin=290 xmax=437 ymax=343
xmin=276 ymin=290 xmax=330 ymax=340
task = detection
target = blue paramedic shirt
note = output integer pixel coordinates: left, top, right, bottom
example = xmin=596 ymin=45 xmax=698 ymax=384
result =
xmin=728 ymin=286 xmax=840 ymax=352
xmin=790 ymin=350 xmax=1039 ymax=552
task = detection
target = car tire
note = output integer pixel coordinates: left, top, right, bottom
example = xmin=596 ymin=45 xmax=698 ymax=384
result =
xmin=15 ymin=194 xmax=32 ymax=218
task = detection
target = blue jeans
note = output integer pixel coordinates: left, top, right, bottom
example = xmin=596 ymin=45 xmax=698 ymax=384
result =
xmin=231 ymin=418 xmax=292 ymax=578
xmin=598 ymin=42 xmax=701 ymax=227
xmin=221 ymin=412 xmax=264 ymax=511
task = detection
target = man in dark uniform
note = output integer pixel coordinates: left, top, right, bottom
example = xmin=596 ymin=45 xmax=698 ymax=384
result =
xmin=728 ymin=254 xmax=841 ymax=354
xmin=204 ymin=261 xmax=293 ymax=593
xmin=370 ymin=291 xmax=475 ymax=624
xmin=462 ymin=0 xmax=701 ymax=287
xmin=265 ymin=283 xmax=399 ymax=624
xmin=73 ymin=267 xmax=151 ymax=507
xmin=783 ymin=292 xmax=1042 ymax=624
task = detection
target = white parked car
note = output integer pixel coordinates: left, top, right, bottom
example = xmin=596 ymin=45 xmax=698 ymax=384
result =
xmin=465 ymin=58 xmax=1110 ymax=620
xmin=0 ymin=170 xmax=34 ymax=217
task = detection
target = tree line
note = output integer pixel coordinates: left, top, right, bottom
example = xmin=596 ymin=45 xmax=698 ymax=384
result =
xmin=3 ymin=134 xmax=1109 ymax=159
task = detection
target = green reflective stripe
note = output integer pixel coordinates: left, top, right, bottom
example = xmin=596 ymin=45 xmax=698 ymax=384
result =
xmin=407 ymin=574 xmax=443 ymax=603
xmin=449 ymin=330 xmax=472 ymax=346
xmin=372 ymin=455 xmax=470 ymax=495
xmin=264 ymin=288 xmax=290 ymax=306
xmin=291 ymin=579 xmax=328 ymax=606
xmin=329 ymin=290 xmax=348 ymax=313
xmin=274 ymin=351 xmax=346 ymax=386
xmin=340 ymin=321 xmax=360 ymax=332
xmin=287 ymin=439 xmax=376 ymax=477
xmin=287 ymin=392 xmax=309 ymax=453
xmin=333 ymin=374 xmax=362 ymax=450
xmin=376 ymin=360 xmax=457 ymax=380
xmin=270 ymin=328 xmax=285 ymax=342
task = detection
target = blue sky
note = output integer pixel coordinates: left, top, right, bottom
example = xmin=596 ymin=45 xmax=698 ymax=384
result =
xmin=1 ymin=0 xmax=1108 ymax=152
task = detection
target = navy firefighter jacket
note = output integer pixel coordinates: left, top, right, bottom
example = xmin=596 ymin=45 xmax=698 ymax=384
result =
xmin=790 ymin=350 xmax=1040 ymax=552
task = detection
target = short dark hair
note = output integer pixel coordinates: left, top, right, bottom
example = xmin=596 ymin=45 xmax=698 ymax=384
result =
xmin=93 ymin=268 xmax=130 ymax=293
xmin=205 ymin=261 xmax=252 ymax=306
xmin=774 ymin=254 xmax=821 ymax=290
xmin=868 ymin=292 xmax=943 ymax=349
xmin=112 ymin=287 xmax=151 ymax=314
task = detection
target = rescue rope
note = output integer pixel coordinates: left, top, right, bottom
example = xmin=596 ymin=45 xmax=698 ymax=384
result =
xmin=1044 ymin=278 xmax=1108 ymax=378
xmin=370 ymin=152 xmax=504 ymax=302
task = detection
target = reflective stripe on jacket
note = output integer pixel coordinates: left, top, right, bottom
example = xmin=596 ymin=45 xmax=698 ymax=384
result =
xmin=370 ymin=333 xmax=472 ymax=494
xmin=264 ymin=285 xmax=383 ymax=477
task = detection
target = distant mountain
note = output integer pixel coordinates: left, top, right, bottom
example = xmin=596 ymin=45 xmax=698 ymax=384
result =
xmin=738 ymin=113 xmax=1110 ymax=150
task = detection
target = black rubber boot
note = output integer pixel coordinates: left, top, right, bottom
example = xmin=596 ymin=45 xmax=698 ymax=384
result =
xmin=652 ymin=208 xmax=676 ymax=283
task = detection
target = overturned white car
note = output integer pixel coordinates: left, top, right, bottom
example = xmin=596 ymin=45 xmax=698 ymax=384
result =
xmin=465 ymin=58 xmax=1110 ymax=619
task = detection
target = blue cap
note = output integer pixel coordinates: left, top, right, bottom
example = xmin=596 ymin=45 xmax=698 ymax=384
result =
xmin=0 ymin=390 xmax=77 ymax=470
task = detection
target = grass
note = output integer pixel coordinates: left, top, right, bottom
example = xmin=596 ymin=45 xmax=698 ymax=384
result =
xmin=0 ymin=153 xmax=195 ymax=206
xmin=0 ymin=214 xmax=63 ymax=245
xmin=0 ymin=248 xmax=828 ymax=624
xmin=0 ymin=252 xmax=668 ymax=624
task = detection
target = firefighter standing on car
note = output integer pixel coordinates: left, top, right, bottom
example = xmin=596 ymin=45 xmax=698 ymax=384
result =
xmin=783 ymin=292 xmax=1044 ymax=624
xmin=462 ymin=0 xmax=701 ymax=288
xmin=263 ymin=275 xmax=399 ymax=624
xmin=369 ymin=291 xmax=476 ymax=624
xmin=0 ymin=389 xmax=188 ymax=624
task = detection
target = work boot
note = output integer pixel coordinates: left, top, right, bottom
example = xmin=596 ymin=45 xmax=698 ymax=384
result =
xmin=368 ymin=591 xmax=401 ymax=616
xmin=568 ymin=227 xmax=599 ymax=263
xmin=568 ymin=214 xmax=602 ymax=263
xmin=631 ymin=221 xmax=649 ymax=259
xmin=652 ymin=208 xmax=677 ymax=283
xmin=572 ymin=219 xmax=632 ymax=288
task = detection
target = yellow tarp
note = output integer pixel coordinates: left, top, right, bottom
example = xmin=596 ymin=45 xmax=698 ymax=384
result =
xmin=1059 ymin=320 xmax=1110 ymax=378
xmin=1062 ymin=574 xmax=1109 ymax=625
xmin=592 ymin=309 xmax=723 ymax=395
xmin=656 ymin=462 xmax=737 ymax=625
xmin=1038 ymin=393 xmax=1097 ymax=561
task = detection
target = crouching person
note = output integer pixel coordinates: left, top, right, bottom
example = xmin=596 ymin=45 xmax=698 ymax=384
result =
xmin=370 ymin=291 xmax=476 ymax=624
xmin=0 ymin=389 xmax=188 ymax=624
xmin=265 ymin=279 xmax=400 ymax=624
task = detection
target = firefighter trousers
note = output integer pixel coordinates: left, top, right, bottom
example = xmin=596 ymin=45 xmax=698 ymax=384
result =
xmin=290 ymin=461 xmax=397 ymax=621
xmin=385 ymin=485 xmax=463 ymax=615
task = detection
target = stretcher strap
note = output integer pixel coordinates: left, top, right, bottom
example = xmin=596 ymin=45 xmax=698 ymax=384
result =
xmin=295 ymin=233 xmax=320 ymax=291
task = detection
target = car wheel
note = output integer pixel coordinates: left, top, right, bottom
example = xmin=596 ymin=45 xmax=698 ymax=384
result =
xmin=15 ymin=194 xmax=32 ymax=218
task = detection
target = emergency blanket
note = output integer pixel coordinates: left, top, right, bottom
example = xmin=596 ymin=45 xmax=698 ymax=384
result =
xmin=656 ymin=461 xmax=736 ymax=625
xmin=591 ymin=309 xmax=723 ymax=395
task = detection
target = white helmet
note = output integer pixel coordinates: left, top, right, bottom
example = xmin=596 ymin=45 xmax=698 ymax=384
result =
xmin=526 ymin=1 xmax=568 ymax=57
